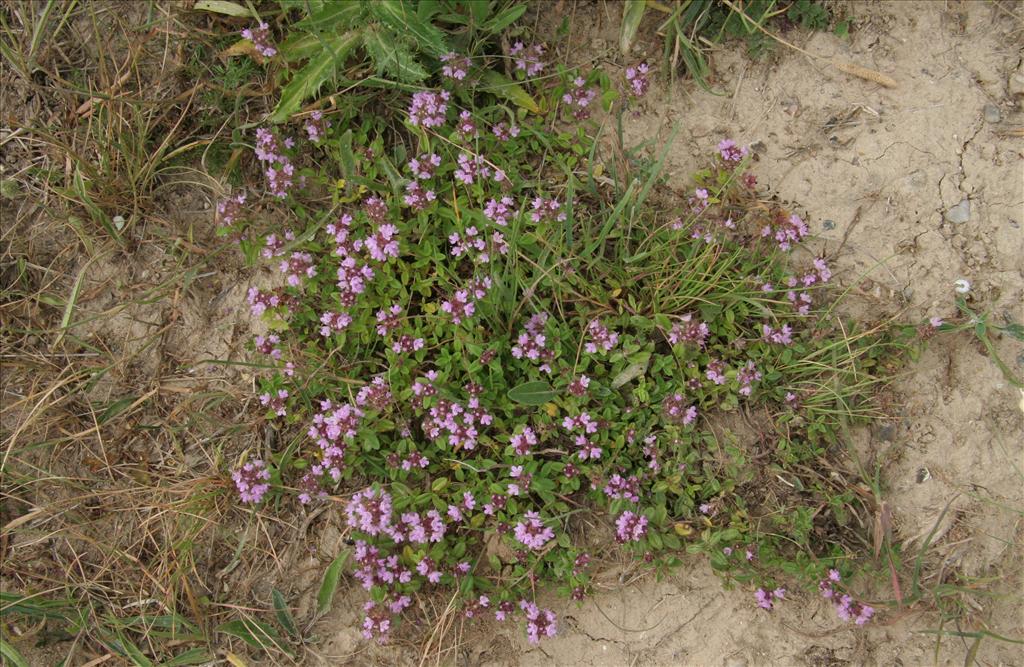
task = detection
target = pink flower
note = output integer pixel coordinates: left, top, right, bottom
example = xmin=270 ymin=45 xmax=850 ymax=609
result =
xmin=232 ymin=459 xmax=271 ymax=503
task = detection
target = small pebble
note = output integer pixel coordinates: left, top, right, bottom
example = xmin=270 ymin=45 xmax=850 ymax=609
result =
xmin=982 ymin=104 xmax=1001 ymax=124
xmin=823 ymin=219 xmax=836 ymax=231
xmin=944 ymin=199 xmax=970 ymax=224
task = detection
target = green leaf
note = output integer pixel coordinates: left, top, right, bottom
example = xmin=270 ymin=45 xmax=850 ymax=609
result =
xmin=483 ymin=4 xmax=527 ymax=33
xmin=162 ymin=648 xmax=215 ymax=667
xmin=0 ymin=639 xmax=30 ymax=667
xmin=217 ymin=619 xmax=287 ymax=653
xmin=272 ymin=589 xmax=299 ymax=639
xmin=479 ymin=70 xmax=539 ymax=113
xmin=1003 ymin=322 xmax=1024 ymax=341
xmin=368 ymin=1 xmax=448 ymax=56
xmin=465 ymin=0 xmax=491 ymax=23
xmin=113 ymin=630 xmax=153 ymax=667
xmin=317 ymin=549 xmax=348 ymax=616
xmin=293 ymin=2 xmax=362 ymax=30
xmin=99 ymin=395 xmax=138 ymax=424
xmin=271 ymin=31 xmax=359 ymax=123
xmin=194 ymin=0 xmax=252 ymax=17
xmin=507 ymin=380 xmax=557 ymax=406
xmin=362 ymin=28 xmax=428 ymax=82
xmin=620 ymin=0 xmax=645 ymax=55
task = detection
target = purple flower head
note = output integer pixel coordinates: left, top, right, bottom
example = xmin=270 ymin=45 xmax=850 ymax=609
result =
xmin=567 ymin=374 xmax=590 ymax=396
xmin=241 ymin=22 xmax=276 ymax=58
xmin=615 ymin=511 xmax=649 ymax=543
xmin=232 ymin=459 xmax=271 ymax=503
xmin=562 ymin=76 xmax=597 ymax=120
xmin=662 ymin=393 xmax=697 ymax=426
xmin=520 ymin=600 xmax=557 ymax=643
xmin=737 ymin=361 xmax=762 ymax=396
xmin=625 ymin=62 xmax=651 ymax=97
xmin=484 ymin=196 xmax=516 ymax=227
xmin=440 ymin=52 xmax=471 ymax=80
xmin=304 ymin=110 xmax=330 ymax=142
xmin=718 ymin=139 xmax=749 ymax=165
xmin=514 ymin=511 xmax=555 ymax=550
xmin=584 ymin=319 xmax=618 ymax=354
xmin=345 ymin=487 xmax=395 ymax=537
xmin=510 ymin=42 xmax=546 ymax=76
xmin=408 ymin=153 xmax=441 ymax=180
xmin=408 ymin=90 xmax=450 ymax=128
xmin=668 ymin=313 xmax=709 ymax=347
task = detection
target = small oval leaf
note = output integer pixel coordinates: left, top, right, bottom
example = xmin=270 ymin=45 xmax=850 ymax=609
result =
xmin=507 ymin=380 xmax=556 ymax=406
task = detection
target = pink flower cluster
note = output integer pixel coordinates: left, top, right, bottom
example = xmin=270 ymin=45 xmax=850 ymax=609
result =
xmin=668 ymin=313 xmax=710 ymax=347
xmin=328 ymin=213 xmax=375 ymax=307
xmin=450 ymin=226 xmax=507 ymax=263
xmin=614 ymin=510 xmax=648 ymax=543
xmin=484 ymin=195 xmax=516 ymax=226
xmin=584 ymin=319 xmax=618 ymax=354
xmin=319 ymin=311 xmax=352 ymax=336
xmin=440 ymin=276 xmax=492 ymax=324
xmin=279 ymin=251 xmax=317 ymax=287
xmin=761 ymin=213 xmax=808 ymax=251
xmin=625 ymin=62 xmax=650 ymax=98
xmin=304 ymin=110 xmax=329 ymax=142
xmin=567 ymin=374 xmax=590 ymax=396
xmin=232 ymin=459 xmax=271 ymax=503
xmin=819 ymin=570 xmax=875 ymax=624
xmin=260 ymin=389 xmax=289 ymax=417
xmin=440 ymin=52 xmax=471 ymax=80
xmin=216 ymin=193 xmax=246 ymax=229
xmin=705 ymin=359 xmax=726 ymax=385
xmin=511 ymin=425 xmax=538 ymax=456
xmin=737 ymin=361 xmax=762 ymax=396
xmin=717 ymin=139 xmax=749 ymax=165
xmin=512 ymin=312 xmax=556 ymax=371
xmin=511 ymin=42 xmax=546 ymax=76
xmin=254 ymin=334 xmax=281 ymax=359
xmin=356 ymin=376 xmax=392 ymax=410
xmin=261 ymin=230 xmax=293 ymax=259
xmin=408 ymin=90 xmax=450 ymax=128
xmin=662 ymin=393 xmax=697 ymax=425
xmin=307 ymin=399 xmax=363 ymax=483
xmin=246 ymin=287 xmax=296 ymax=317
xmin=421 ymin=393 xmax=493 ymax=451
xmin=761 ymin=323 xmax=793 ymax=345
xmin=514 ymin=510 xmax=555 ymax=550
xmin=254 ymin=128 xmax=297 ymax=198
xmin=456 ymin=110 xmax=478 ymax=140
xmin=530 ymin=197 xmax=566 ymax=223
xmin=454 ymin=152 xmax=491 ymax=184
xmin=521 ymin=600 xmax=557 ymax=643
xmin=241 ymin=22 xmax=276 ymax=58
xmin=604 ymin=474 xmax=641 ymax=502
xmin=563 ymin=411 xmax=602 ymax=460
xmin=562 ymin=77 xmax=597 ymax=120
xmin=755 ymin=587 xmax=785 ymax=610
xmin=492 ymin=122 xmax=520 ymax=141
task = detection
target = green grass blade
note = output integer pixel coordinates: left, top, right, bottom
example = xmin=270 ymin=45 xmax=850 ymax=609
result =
xmin=0 ymin=639 xmax=30 ymax=667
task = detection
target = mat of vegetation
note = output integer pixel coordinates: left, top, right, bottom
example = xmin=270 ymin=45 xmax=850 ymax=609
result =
xmin=3 ymin=1 xmax=1019 ymax=664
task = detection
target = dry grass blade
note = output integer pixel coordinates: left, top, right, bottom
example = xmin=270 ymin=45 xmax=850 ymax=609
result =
xmin=832 ymin=60 xmax=898 ymax=88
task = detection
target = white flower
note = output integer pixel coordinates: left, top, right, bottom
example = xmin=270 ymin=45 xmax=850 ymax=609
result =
xmin=953 ymin=279 xmax=971 ymax=294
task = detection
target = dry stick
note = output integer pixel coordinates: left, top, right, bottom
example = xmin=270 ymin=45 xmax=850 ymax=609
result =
xmin=720 ymin=0 xmax=898 ymax=88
